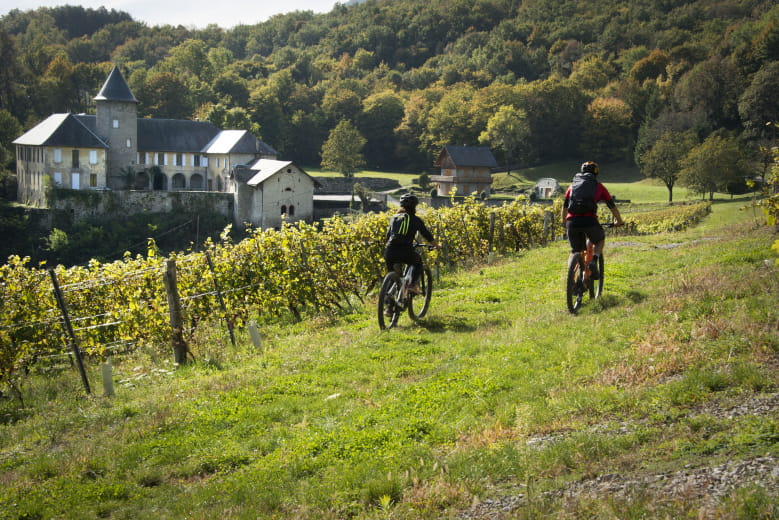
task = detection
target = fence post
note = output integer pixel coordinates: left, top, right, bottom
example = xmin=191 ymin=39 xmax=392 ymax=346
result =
xmin=49 ymin=268 xmax=91 ymax=395
xmin=543 ymin=211 xmax=552 ymax=246
xmin=248 ymin=320 xmax=263 ymax=353
xmin=204 ymin=251 xmax=236 ymax=348
xmin=488 ymin=212 xmax=495 ymax=253
xmin=162 ymin=259 xmax=189 ymax=364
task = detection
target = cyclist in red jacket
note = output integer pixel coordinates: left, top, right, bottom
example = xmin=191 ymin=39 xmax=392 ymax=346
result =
xmin=561 ymin=161 xmax=624 ymax=279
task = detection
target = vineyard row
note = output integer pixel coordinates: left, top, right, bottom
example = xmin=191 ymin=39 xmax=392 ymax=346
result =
xmin=0 ymin=198 xmax=711 ymax=395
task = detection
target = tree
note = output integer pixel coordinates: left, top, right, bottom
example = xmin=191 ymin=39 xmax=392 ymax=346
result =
xmin=679 ymin=134 xmax=750 ymax=200
xmin=0 ymin=109 xmax=22 ymax=171
xmin=479 ymin=105 xmax=530 ymax=174
xmin=358 ymin=91 xmax=404 ymax=169
xmin=579 ymin=97 xmax=633 ymax=163
xmin=738 ymin=61 xmax=779 ymax=141
xmin=420 ymin=84 xmax=479 ymax=156
xmin=321 ymin=120 xmax=366 ymax=178
xmin=638 ymin=130 xmax=697 ymax=203
xmin=673 ymin=56 xmax=743 ymax=134
xmin=137 ymin=71 xmax=194 ymax=119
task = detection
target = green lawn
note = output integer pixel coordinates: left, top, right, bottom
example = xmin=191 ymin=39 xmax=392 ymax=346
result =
xmin=312 ymin=162 xmax=726 ymax=205
xmin=1 ymin=200 xmax=777 ymax=519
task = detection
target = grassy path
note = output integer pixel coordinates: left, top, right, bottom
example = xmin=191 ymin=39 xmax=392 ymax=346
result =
xmin=1 ymin=200 xmax=777 ymax=519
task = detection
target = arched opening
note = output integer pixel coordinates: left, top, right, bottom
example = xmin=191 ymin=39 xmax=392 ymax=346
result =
xmin=153 ymin=171 xmax=168 ymax=191
xmin=135 ymin=171 xmax=149 ymax=190
xmin=190 ymin=173 xmax=203 ymax=190
xmin=288 ymin=205 xmax=295 ymax=216
xmin=172 ymin=173 xmax=186 ymax=190
xmin=280 ymin=205 xmax=287 ymax=215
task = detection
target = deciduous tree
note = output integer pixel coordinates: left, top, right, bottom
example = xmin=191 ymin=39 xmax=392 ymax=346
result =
xmin=479 ymin=105 xmax=530 ymax=173
xmin=321 ymin=120 xmax=366 ymax=178
xmin=679 ymin=134 xmax=750 ymax=200
xmin=638 ymin=130 xmax=697 ymax=203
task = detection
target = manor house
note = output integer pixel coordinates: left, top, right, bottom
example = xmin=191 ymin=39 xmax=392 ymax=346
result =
xmin=13 ymin=66 xmax=315 ymax=229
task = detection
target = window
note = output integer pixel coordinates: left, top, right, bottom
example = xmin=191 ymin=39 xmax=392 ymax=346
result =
xmin=158 ymin=152 xmax=165 ymax=165
xmin=54 ymin=148 xmax=62 ymax=163
xmin=289 ymin=205 xmax=295 ymax=216
xmin=215 ymin=158 xmax=220 ymax=168
xmin=89 ymin=150 xmax=98 ymax=164
xmin=175 ymin=153 xmax=183 ymax=166
xmin=113 ymin=119 xmax=119 ymax=128
xmin=281 ymin=205 xmax=287 ymax=215
xmin=72 ymin=149 xmax=80 ymax=168
xmin=90 ymin=174 xmax=97 ymax=187
xmin=126 ymin=138 xmax=132 ymax=148
xmin=53 ymin=172 xmax=62 ymax=186
xmin=138 ymin=152 xmax=145 ymax=165
xmin=71 ymin=173 xmax=80 ymax=189
xmin=193 ymin=154 xmax=201 ymax=167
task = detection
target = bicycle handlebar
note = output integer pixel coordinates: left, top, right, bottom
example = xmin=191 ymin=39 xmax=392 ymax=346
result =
xmin=413 ymin=242 xmax=437 ymax=251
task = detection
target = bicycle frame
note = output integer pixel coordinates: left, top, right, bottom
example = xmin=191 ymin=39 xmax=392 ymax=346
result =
xmin=378 ymin=243 xmax=435 ymax=329
xmin=566 ymin=223 xmax=612 ymax=314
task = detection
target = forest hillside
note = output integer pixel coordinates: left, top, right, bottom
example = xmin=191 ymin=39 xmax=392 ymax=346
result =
xmin=1 ymin=0 xmax=778 ymax=178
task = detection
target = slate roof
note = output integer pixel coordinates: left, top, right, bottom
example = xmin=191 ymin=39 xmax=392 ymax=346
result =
xmin=202 ymin=129 xmax=278 ymax=156
xmin=435 ymin=145 xmax=498 ymax=168
xmin=13 ymin=113 xmax=108 ymax=148
xmin=138 ymin=118 xmax=221 ymax=153
xmin=94 ymin=66 xmax=137 ymax=103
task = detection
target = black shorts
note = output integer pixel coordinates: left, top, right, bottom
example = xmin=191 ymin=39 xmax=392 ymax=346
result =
xmin=384 ymin=244 xmax=422 ymax=272
xmin=566 ymin=217 xmax=605 ymax=252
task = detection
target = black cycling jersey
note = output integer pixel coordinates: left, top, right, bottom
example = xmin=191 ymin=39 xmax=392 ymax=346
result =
xmin=385 ymin=211 xmax=434 ymax=247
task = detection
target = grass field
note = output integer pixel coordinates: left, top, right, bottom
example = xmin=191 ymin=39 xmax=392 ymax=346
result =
xmin=313 ymin=162 xmax=712 ymax=204
xmin=1 ymin=197 xmax=777 ymax=519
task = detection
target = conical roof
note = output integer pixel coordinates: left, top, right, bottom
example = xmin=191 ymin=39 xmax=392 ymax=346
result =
xmin=94 ymin=65 xmax=137 ymax=103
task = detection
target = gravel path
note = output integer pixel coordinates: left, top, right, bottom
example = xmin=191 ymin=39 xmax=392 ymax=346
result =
xmin=460 ymin=393 xmax=779 ymax=519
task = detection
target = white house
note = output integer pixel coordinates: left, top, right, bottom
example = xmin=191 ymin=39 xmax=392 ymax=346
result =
xmin=232 ymin=159 xmax=316 ymax=229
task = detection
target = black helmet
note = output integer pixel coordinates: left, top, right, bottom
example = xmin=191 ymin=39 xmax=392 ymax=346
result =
xmin=399 ymin=193 xmax=419 ymax=208
xmin=581 ymin=161 xmax=599 ymax=175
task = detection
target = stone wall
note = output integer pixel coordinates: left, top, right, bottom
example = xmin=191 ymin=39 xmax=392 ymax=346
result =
xmin=50 ymin=189 xmax=234 ymax=224
xmin=313 ymin=177 xmax=401 ymax=194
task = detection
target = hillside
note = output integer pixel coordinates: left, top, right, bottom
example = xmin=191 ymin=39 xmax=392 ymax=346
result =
xmin=2 ymin=0 xmax=779 ymax=176
xmin=1 ymin=199 xmax=777 ymax=518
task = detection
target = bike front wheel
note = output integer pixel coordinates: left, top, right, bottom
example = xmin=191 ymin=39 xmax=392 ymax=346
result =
xmin=378 ymin=272 xmax=402 ymax=330
xmin=408 ymin=266 xmax=433 ymax=320
xmin=566 ymin=253 xmax=584 ymax=314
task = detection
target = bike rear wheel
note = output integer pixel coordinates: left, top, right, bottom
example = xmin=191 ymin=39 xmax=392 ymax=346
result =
xmin=408 ymin=266 xmax=433 ymax=320
xmin=378 ymin=272 xmax=402 ymax=330
xmin=566 ymin=253 xmax=585 ymax=314
xmin=593 ymin=254 xmax=604 ymax=299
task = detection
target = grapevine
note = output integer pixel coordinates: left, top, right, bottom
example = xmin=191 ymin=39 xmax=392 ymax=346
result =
xmin=0 ymin=196 xmax=712 ymax=394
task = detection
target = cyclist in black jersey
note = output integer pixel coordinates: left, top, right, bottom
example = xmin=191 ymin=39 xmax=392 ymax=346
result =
xmin=384 ymin=193 xmax=440 ymax=294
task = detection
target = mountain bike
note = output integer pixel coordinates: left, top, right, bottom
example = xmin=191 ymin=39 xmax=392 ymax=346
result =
xmin=378 ymin=243 xmax=435 ymax=330
xmin=566 ymin=223 xmax=614 ymax=314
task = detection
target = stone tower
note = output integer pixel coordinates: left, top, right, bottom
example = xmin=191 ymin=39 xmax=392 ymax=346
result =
xmin=94 ymin=65 xmax=138 ymax=190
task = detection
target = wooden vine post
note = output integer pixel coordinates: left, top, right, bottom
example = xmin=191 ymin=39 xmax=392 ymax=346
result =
xmin=162 ymin=259 xmax=189 ymax=364
xmin=204 ymin=251 xmax=236 ymax=348
xmin=488 ymin=211 xmax=495 ymax=253
xmin=49 ymin=269 xmax=91 ymax=395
